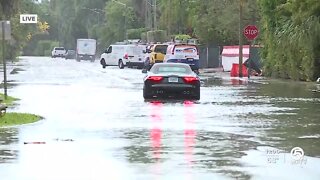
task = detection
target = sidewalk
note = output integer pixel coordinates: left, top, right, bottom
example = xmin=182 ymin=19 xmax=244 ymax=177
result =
xmin=199 ymin=67 xmax=224 ymax=74
xmin=199 ymin=67 xmax=266 ymax=83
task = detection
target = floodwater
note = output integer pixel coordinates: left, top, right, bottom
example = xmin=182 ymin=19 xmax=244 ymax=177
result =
xmin=0 ymin=57 xmax=319 ymax=180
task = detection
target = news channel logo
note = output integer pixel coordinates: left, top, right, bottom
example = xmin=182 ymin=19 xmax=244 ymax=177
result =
xmin=265 ymin=147 xmax=307 ymax=165
xmin=20 ymin=14 xmax=38 ymax=24
xmin=290 ymin=147 xmax=304 ymax=160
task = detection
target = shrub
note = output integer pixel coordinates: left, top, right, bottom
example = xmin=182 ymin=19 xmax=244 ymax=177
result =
xmin=147 ymin=30 xmax=167 ymax=43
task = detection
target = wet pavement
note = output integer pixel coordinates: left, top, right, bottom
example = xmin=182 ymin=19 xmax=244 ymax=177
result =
xmin=0 ymin=56 xmax=320 ymax=180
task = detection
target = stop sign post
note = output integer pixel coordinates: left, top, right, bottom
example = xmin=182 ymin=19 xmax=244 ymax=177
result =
xmin=243 ymin=25 xmax=258 ymax=41
xmin=243 ymin=25 xmax=258 ymax=78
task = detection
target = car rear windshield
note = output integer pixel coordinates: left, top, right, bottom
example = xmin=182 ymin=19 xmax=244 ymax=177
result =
xmin=152 ymin=66 xmax=192 ymax=74
xmin=55 ymin=47 xmax=65 ymax=50
xmin=154 ymin=45 xmax=167 ymax=54
xmin=174 ymin=45 xmax=197 ymax=54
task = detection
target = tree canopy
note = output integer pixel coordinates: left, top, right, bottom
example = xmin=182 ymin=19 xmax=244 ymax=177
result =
xmin=0 ymin=0 xmax=319 ymax=80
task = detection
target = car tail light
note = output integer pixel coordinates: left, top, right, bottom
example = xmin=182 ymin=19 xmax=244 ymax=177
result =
xmin=124 ymin=53 xmax=128 ymax=59
xmin=183 ymin=77 xmax=198 ymax=83
xmin=147 ymin=76 xmax=163 ymax=82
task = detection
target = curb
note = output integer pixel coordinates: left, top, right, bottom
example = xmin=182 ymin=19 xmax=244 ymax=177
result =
xmin=199 ymin=68 xmax=224 ymax=74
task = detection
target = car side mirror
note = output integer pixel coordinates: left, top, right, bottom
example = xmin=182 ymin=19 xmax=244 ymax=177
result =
xmin=147 ymin=49 xmax=152 ymax=53
xmin=142 ymin=69 xmax=147 ymax=73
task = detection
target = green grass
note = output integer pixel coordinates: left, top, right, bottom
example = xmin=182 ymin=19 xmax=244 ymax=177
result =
xmin=0 ymin=113 xmax=42 ymax=127
xmin=0 ymin=93 xmax=19 ymax=105
xmin=0 ymin=93 xmax=42 ymax=127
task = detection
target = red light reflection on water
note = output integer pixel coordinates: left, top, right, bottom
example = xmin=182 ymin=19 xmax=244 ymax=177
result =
xmin=231 ymin=78 xmax=248 ymax=85
xmin=149 ymin=100 xmax=196 ymax=175
xmin=149 ymin=101 xmax=163 ymax=177
xmin=184 ymin=100 xmax=196 ymax=166
xmin=150 ymin=101 xmax=162 ymax=160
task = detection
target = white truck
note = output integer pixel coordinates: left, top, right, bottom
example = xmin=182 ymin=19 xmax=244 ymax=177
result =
xmin=100 ymin=44 xmax=146 ymax=69
xmin=76 ymin=39 xmax=97 ymax=62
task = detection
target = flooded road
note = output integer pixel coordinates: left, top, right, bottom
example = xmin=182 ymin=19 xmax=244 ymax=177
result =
xmin=0 ymin=56 xmax=319 ymax=180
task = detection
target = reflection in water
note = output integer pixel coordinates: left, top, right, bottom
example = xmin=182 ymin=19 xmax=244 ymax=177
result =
xmin=0 ymin=128 xmax=19 ymax=163
xmin=184 ymin=101 xmax=196 ymax=167
xmin=149 ymin=100 xmax=198 ymax=177
xmin=231 ymin=78 xmax=248 ymax=86
xmin=150 ymin=101 xmax=163 ymax=176
xmin=150 ymin=101 xmax=162 ymax=161
xmin=122 ymin=129 xmax=154 ymax=164
xmin=254 ymin=80 xmax=320 ymax=157
xmin=183 ymin=101 xmax=197 ymax=180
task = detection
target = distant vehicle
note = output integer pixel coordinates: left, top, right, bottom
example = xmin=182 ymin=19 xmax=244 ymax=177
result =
xmin=76 ymin=39 xmax=96 ymax=62
xmin=142 ymin=45 xmax=153 ymax=70
xmin=149 ymin=44 xmax=168 ymax=64
xmin=142 ymin=63 xmax=200 ymax=100
xmin=51 ymin=47 xmax=66 ymax=58
xmin=65 ymin=50 xmax=76 ymax=59
xmin=100 ymin=44 xmax=146 ymax=69
xmin=164 ymin=44 xmax=200 ymax=74
xmin=142 ymin=44 xmax=168 ymax=71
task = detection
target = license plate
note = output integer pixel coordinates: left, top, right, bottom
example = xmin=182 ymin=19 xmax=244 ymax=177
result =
xmin=168 ymin=77 xmax=178 ymax=83
xmin=187 ymin=58 xmax=194 ymax=61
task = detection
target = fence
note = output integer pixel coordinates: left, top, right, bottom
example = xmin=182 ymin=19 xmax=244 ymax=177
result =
xmin=198 ymin=45 xmax=221 ymax=69
xmin=199 ymin=45 xmax=262 ymax=70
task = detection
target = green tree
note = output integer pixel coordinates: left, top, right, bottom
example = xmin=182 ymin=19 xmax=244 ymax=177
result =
xmin=258 ymin=0 xmax=320 ymax=81
xmin=158 ymin=0 xmax=260 ymax=45
xmin=96 ymin=0 xmax=143 ymax=50
xmin=0 ymin=0 xmax=40 ymax=60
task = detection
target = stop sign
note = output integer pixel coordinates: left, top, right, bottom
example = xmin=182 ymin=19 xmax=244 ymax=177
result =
xmin=243 ymin=25 xmax=259 ymax=40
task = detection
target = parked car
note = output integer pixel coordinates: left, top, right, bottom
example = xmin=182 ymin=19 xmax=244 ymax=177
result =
xmin=143 ymin=45 xmax=153 ymax=70
xmin=51 ymin=47 xmax=66 ymax=58
xmin=100 ymin=44 xmax=146 ymax=69
xmin=143 ymin=44 xmax=168 ymax=71
xmin=65 ymin=50 xmax=76 ymax=59
xmin=142 ymin=63 xmax=200 ymax=100
xmin=149 ymin=44 xmax=168 ymax=64
xmin=164 ymin=44 xmax=200 ymax=74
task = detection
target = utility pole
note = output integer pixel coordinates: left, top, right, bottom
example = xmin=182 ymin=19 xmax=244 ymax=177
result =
xmin=168 ymin=0 xmax=171 ymax=37
xmin=153 ymin=0 xmax=157 ymax=30
xmin=54 ymin=10 xmax=60 ymax=46
xmin=124 ymin=4 xmax=127 ymax=41
xmin=146 ymin=0 xmax=151 ymax=30
xmin=145 ymin=0 xmax=148 ymax=29
xmin=179 ymin=0 xmax=182 ymax=34
xmin=239 ymin=0 xmax=244 ymax=77
xmin=1 ymin=21 xmax=7 ymax=99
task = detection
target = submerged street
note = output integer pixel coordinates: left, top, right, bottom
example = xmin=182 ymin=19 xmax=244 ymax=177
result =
xmin=0 ymin=56 xmax=320 ymax=179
